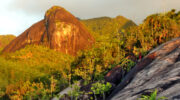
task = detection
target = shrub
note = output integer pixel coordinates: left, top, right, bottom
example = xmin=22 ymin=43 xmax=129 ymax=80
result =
xmin=91 ymin=82 xmax=112 ymax=100
xmin=139 ymin=89 xmax=167 ymax=100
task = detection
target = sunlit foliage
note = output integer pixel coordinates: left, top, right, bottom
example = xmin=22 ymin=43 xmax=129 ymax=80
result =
xmin=0 ymin=45 xmax=73 ymax=99
xmin=0 ymin=35 xmax=15 ymax=51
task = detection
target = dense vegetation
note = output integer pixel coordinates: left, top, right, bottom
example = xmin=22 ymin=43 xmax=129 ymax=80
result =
xmin=0 ymin=9 xmax=179 ymax=99
xmin=74 ymin=9 xmax=180 ymax=82
xmin=81 ymin=16 xmax=136 ymax=36
xmin=0 ymin=45 xmax=74 ymax=99
xmin=0 ymin=35 xmax=16 ymax=51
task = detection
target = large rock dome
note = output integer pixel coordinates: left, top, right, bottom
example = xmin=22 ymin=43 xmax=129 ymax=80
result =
xmin=2 ymin=6 xmax=95 ymax=55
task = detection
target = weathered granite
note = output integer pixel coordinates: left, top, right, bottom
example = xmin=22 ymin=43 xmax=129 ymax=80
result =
xmin=108 ymin=37 xmax=180 ymax=100
xmin=2 ymin=6 xmax=94 ymax=56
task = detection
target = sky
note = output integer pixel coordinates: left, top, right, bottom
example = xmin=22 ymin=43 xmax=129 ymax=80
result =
xmin=0 ymin=0 xmax=180 ymax=36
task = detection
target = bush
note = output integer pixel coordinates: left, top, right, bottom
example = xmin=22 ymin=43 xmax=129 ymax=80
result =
xmin=139 ymin=89 xmax=167 ymax=100
xmin=91 ymin=82 xmax=112 ymax=100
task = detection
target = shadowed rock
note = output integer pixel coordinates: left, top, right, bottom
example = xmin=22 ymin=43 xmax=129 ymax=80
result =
xmin=105 ymin=65 xmax=126 ymax=85
xmin=2 ymin=6 xmax=94 ymax=55
xmin=108 ymin=37 xmax=180 ymax=100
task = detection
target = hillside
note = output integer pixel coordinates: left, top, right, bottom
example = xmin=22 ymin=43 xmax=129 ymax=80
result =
xmin=0 ymin=35 xmax=16 ymax=51
xmin=53 ymin=37 xmax=180 ymax=100
xmin=81 ymin=16 xmax=136 ymax=35
xmin=0 ymin=45 xmax=73 ymax=88
xmin=54 ymin=9 xmax=180 ymax=100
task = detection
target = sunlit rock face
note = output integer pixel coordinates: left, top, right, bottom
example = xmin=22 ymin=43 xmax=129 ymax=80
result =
xmin=2 ymin=6 xmax=94 ymax=55
xmin=49 ymin=22 xmax=79 ymax=54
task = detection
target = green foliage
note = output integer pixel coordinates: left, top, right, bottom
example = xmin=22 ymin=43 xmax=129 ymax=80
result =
xmin=91 ymin=82 xmax=111 ymax=95
xmin=0 ymin=35 xmax=16 ymax=50
xmin=119 ymin=58 xmax=136 ymax=72
xmin=72 ymin=9 xmax=180 ymax=84
xmin=91 ymin=82 xmax=112 ymax=100
xmin=139 ymin=89 xmax=167 ymax=100
xmin=5 ymin=77 xmax=57 ymax=100
xmin=124 ymin=9 xmax=180 ymax=57
xmin=0 ymin=45 xmax=73 ymax=99
xmin=0 ymin=89 xmax=5 ymax=98
xmin=81 ymin=16 xmax=136 ymax=36
xmin=68 ymin=83 xmax=82 ymax=100
xmin=3 ymin=45 xmax=73 ymax=80
xmin=72 ymin=32 xmax=126 ymax=82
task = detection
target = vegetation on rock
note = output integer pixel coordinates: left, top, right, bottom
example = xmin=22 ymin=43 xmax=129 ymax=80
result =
xmin=139 ymin=89 xmax=167 ymax=100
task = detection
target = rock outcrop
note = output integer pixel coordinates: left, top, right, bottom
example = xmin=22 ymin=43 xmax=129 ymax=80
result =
xmin=108 ymin=37 xmax=180 ymax=100
xmin=105 ymin=65 xmax=126 ymax=85
xmin=2 ymin=6 xmax=94 ymax=55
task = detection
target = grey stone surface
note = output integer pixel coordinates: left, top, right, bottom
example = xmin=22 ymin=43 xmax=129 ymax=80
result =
xmin=109 ymin=38 xmax=180 ymax=100
xmin=52 ymin=80 xmax=82 ymax=100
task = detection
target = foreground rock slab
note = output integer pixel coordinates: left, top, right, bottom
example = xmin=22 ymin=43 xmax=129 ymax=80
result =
xmin=108 ymin=37 xmax=180 ymax=100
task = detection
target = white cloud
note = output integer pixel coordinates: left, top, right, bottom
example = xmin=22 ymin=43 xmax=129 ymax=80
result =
xmin=0 ymin=0 xmax=180 ymax=35
xmin=10 ymin=0 xmax=180 ymax=22
xmin=10 ymin=0 xmax=61 ymax=15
